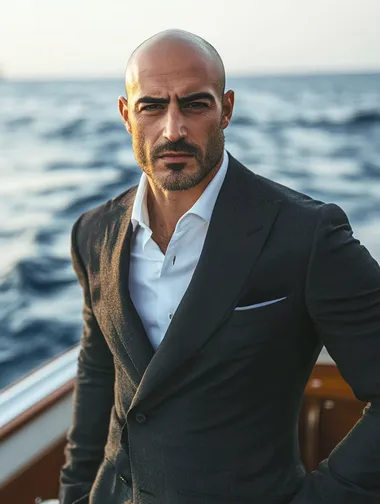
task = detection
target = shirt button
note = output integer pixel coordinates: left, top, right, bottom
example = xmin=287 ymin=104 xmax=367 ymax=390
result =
xmin=135 ymin=413 xmax=147 ymax=424
xmin=119 ymin=473 xmax=129 ymax=485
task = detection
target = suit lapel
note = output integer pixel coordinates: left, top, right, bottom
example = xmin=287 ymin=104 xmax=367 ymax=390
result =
xmin=101 ymin=188 xmax=154 ymax=387
xmin=132 ymin=156 xmax=281 ymax=408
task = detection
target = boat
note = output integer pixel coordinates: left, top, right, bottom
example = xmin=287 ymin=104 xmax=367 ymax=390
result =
xmin=0 ymin=346 xmax=78 ymax=504
xmin=0 ymin=346 xmax=366 ymax=504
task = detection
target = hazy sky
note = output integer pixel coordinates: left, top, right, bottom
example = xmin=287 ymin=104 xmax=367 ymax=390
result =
xmin=1 ymin=0 xmax=380 ymax=79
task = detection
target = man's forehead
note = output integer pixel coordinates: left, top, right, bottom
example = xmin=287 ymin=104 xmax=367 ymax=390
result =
xmin=129 ymin=37 xmax=213 ymax=72
xmin=129 ymin=59 xmax=215 ymax=83
xmin=127 ymin=70 xmax=220 ymax=102
xmin=126 ymin=41 xmax=222 ymax=98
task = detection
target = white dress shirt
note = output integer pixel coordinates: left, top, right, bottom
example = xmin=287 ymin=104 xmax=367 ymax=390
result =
xmin=129 ymin=151 xmax=229 ymax=350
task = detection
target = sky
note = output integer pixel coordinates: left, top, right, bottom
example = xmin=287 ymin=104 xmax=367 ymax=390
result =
xmin=1 ymin=0 xmax=380 ymax=79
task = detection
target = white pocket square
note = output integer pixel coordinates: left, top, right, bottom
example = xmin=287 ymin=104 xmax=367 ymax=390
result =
xmin=234 ymin=296 xmax=287 ymax=311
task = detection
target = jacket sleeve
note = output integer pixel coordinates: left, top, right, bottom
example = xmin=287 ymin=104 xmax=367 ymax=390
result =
xmin=292 ymin=203 xmax=380 ymax=504
xmin=59 ymin=215 xmax=115 ymax=504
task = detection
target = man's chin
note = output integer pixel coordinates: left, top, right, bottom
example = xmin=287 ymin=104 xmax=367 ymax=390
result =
xmin=165 ymin=162 xmax=187 ymax=172
xmin=155 ymin=171 xmax=202 ymax=192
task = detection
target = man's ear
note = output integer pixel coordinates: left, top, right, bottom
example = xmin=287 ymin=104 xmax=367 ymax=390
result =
xmin=118 ymin=96 xmax=132 ymax=134
xmin=221 ymin=89 xmax=235 ymax=129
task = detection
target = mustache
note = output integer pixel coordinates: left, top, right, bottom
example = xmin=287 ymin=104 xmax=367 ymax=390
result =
xmin=151 ymin=141 xmax=200 ymax=160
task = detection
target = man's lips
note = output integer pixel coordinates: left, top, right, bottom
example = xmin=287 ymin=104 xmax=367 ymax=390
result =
xmin=159 ymin=153 xmax=194 ymax=162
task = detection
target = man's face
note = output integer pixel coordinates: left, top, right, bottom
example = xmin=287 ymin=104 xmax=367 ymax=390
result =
xmin=119 ymin=43 xmax=234 ymax=191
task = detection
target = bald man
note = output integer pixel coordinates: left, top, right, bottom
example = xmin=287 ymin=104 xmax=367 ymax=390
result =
xmin=59 ymin=30 xmax=380 ymax=504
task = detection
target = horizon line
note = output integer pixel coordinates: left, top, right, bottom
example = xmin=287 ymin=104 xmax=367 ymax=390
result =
xmin=2 ymin=67 xmax=380 ymax=83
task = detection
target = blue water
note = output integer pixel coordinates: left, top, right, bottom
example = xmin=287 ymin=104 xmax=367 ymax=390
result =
xmin=1 ymin=73 xmax=379 ymax=389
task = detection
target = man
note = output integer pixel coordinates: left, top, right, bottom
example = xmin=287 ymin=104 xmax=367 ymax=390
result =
xmin=59 ymin=29 xmax=380 ymax=504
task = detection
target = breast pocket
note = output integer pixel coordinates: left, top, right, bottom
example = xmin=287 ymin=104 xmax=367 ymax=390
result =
xmin=229 ymin=294 xmax=293 ymax=327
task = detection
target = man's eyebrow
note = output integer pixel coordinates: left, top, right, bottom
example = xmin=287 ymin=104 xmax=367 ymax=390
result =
xmin=135 ymin=92 xmax=215 ymax=107
xmin=178 ymin=92 xmax=216 ymax=104
xmin=136 ymin=96 xmax=170 ymax=106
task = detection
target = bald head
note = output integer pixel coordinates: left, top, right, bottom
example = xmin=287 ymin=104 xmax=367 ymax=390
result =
xmin=125 ymin=29 xmax=226 ymax=98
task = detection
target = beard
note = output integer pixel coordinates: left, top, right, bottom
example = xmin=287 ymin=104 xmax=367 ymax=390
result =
xmin=132 ymin=125 xmax=225 ymax=191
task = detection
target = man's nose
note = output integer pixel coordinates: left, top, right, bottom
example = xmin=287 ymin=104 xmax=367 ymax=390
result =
xmin=162 ymin=107 xmax=187 ymax=143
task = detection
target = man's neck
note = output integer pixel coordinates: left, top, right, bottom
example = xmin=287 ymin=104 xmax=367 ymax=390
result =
xmin=146 ymin=162 xmax=222 ymax=253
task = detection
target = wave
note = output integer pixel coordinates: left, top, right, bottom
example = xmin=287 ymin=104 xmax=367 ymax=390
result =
xmin=6 ymin=116 xmax=35 ymax=130
xmin=348 ymin=111 xmax=380 ymax=126
xmin=0 ymin=318 xmax=79 ymax=388
xmin=294 ymin=110 xmax=380 ymax=129
xmin=232 ymin=116 xmax=256 ymax=126
xmin=62 ymin=193 xmax=106 ymax=217
xmin=45 ymin=118 xmax=87 ymax=139
xmin=96 ymin=120 xmax=124 ymax=135
xmin=4 ymin=256 xmax=73 ymax=294
xmin=362 ymin=161 xmax=380 ymax=178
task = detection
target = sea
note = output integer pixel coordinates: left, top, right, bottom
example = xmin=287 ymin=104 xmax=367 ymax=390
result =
xmin=0 ymin=73 xmax=380 ymax=389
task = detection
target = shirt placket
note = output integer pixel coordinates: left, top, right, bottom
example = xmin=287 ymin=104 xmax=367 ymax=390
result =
xmin=159 ymin=234 xmax=181 ymax=334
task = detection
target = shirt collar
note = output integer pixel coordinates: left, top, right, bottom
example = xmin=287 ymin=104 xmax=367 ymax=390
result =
xmin=131 ymin=149 xmax=229 ymax=231
xmin=131 ymin=171 xmax=149 ymax=231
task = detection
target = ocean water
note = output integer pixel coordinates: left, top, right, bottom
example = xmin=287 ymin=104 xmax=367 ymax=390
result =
xmin=0 ymin=73 xmax=379 ymax=389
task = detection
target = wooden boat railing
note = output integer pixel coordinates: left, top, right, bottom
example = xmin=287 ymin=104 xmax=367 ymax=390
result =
xmin=0 ymin=346 xmax=78 ymax=504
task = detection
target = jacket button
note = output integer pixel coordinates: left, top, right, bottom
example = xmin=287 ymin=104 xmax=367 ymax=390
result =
xmin=135 ymin=412 xmax=147 ymax=424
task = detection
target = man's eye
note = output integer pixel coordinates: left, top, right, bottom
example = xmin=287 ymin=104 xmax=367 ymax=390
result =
xmin=142 ymin=104 xmax=164 ymax=111
xmin=184 ymin=102 xmax=208 ymax=109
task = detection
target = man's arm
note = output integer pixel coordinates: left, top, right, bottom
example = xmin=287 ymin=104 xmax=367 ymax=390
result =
xmin=292 ymin=203 xmax=380 ymax=504
xmin=59 ymin=215 xmax=115 ymax=504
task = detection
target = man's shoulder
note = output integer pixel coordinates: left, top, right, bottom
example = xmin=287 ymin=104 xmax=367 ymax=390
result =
xmin=230 ymin=154 xmax=326 ymax=215
xmin=255 ymin=172 xmax=325 ymax=211
xmin=227 ymin=155 xmax=345 ymax=245
xmin=73 ymin=184 xmax=138 ymax=236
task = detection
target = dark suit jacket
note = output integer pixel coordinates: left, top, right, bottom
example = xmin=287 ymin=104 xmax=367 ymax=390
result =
xmin=59 ymin=154 xmax=380 ymax=504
